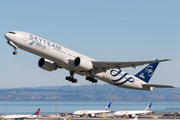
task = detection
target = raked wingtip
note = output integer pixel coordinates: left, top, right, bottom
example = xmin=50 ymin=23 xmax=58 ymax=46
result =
xmin=164 ymin=59 xmax=172 ymax=61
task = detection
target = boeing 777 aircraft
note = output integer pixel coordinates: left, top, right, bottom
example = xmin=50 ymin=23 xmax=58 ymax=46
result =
xmin=73 ymin=102 xmax=111 ymax=117
xmin=114 ymin=103 xmax=152 ymax=118
xmin=4 ymin=31 xmax=174 ymax=91
xmin=1 ymin=108 xmax=40 ymax=119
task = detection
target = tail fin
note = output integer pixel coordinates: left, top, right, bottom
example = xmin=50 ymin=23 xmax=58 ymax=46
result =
xmin=104 ymin=102 xmax=111 ymax=111
xmin=145 ymin=102 xmax=152 ymax=111
xmin=134 ymin=60 xmax=159 ymax=83
xmin=32 ymin=108 xmax=40 ymax=115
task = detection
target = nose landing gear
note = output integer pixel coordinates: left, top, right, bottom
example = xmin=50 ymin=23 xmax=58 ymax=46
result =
xmin=7 ymin=41 xmax=18 ymax=55
xmin=13 ymin=48 xmax=17 ymax=55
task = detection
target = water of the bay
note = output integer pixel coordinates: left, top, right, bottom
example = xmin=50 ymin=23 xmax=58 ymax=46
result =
xmin=0 ymin=101 xmax=179 ymax=114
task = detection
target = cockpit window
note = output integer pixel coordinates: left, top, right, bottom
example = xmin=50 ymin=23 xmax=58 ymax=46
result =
xmin=9 ymin=31 xmax=16 ymax=34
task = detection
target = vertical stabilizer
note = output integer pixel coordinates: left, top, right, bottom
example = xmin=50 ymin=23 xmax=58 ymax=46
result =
xmin=135 ymin=60 xmax=159 ymax=83
xmin=104 ymin=102 xmax=111 ymax=111
xmin=145 ymin=102 xmax=152 ymax=111
xmin=32 ymin=108 xmax=40 ymax=115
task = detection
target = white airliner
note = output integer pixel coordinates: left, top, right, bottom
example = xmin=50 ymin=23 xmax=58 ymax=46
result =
xmin=114 ymin=103 xmax=152 ymax=118
xmin=4 ymin=31 xmax=174 ymax=91
xmin=73 ymin=102 xmax=111 ymax=117
xmin=1 ymin=108 xmax=40 ymax=119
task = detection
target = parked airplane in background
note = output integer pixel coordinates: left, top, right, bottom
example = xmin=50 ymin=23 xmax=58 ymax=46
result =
xmin=1 ymin=108 xmax=40 ymax=119
xmin=5 ymin=31 xmax=174 ymax=91
xmin=114 ymin=102 xmax=152 ymax=118
xmin=73 ymin=102 xmax=111 ymax=117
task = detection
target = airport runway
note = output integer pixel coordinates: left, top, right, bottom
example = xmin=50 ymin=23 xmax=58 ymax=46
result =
xmin=18 ymin=116 xmax=180 ymax=120
xmin=21 ymin=118 xmax=180 ymax=120
xmin=1 ymin=114 xmax=180 ymax=120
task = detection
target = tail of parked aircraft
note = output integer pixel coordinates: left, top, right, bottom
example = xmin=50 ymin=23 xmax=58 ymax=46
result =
xmin=134 ymin=59 xmax=159 ymax=83
xmin=104 ymin=102 xmax=111 ymax=111
xmin=32 ymin=108 xmax=40 ymax=116
xmin=145 ymin=102 xmax=152 ymax=111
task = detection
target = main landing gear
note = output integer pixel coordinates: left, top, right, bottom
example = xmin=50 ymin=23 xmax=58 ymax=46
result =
xmin=66 ymin=76 xmax=77 ymax=83
xmin=65 ymin=71 xmax=77 ymax=83
xmin=65 ymin=71 xmax=98 ymax=83
xmin=86 ymin=76 xmax=98 ymax=83
xmin=86 ymin=70 xmax=98 ymax=83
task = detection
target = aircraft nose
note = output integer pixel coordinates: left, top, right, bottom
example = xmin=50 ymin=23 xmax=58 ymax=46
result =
xmin=4 ymin=32 xmax=16 ymax=41
xmin=4 ymin=33 xmax=8 ymax=40
xmin=4 ymin=33 xmax=12 ymax=41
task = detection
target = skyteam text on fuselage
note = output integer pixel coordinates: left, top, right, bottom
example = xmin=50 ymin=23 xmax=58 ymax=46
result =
xmin=4 ymin=31 xmax=174 ymax=91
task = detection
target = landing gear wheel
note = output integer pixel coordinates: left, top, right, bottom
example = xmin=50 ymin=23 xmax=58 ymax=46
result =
xmin=65 ymin=71 xmax=78 ymax=83
xmin=93 ymin=79 xmax=98 ymax=83
xmin=13 ymin=51 xmax=17 ymax=55
xmin=65 ymin=76 xmax=69 ymax=80
xmin=72 ymin=79 xmax=77 ymax=83
xmin=86 ymin=76 xmax=89 ymax=80
xmin=85 ymin=76 xmax=98 ymax=83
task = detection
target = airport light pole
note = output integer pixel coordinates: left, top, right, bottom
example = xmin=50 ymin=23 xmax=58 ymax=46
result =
xmin=166 ymin=91 xmax=179 ymax=113
xmin=49 ymin=91 xmax=51 ymax=116
xmin=172 ymin=91 xmax=174 ymax=113
xmin=55 ymin=89 xmax=57 ymax=116
xmin=111 ymin=89 xmax=113 ymax=118
xmin=5 ymin=90 xmax=6 ymax=116
xmin=125 ymin=91 xmax=127 ymax=114
xmin=83 ymin=91 xmax=86 ymax=115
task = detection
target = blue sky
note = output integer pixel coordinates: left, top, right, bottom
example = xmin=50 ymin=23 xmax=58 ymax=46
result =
xmin=0 ymin=0 xmax=180 ymax=89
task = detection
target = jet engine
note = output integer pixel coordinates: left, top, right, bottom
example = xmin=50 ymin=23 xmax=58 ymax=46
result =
xmin=74 ymin=57 xmax=93 ymax=71
xmin=38 ymin=58 xmax=57 ymax=71
xmin=128 ymin=114 xmax=136 ymax=118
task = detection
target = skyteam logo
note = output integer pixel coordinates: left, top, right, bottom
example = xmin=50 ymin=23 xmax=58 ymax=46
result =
xmin=110 ymin=70 xmax=134 ymax=85
xmin=29 ymin=41 xmax=35 ymax=46
xmin=146 ymin=65 xmax=153 ymax=76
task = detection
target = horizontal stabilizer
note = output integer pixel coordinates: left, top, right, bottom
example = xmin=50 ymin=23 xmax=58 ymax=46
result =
xmin=142 ymin=84 xmax=174 ymax=88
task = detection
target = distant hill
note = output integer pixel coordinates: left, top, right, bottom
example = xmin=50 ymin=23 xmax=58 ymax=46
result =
xmin=0 ymin=84 xmax=179 ymax=101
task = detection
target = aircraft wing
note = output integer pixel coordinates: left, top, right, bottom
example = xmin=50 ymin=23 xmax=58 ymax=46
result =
xmin=142 ymin=84 xmax=175 ymax=88
xmin=92 ymin=59 xmax=171 ymax=72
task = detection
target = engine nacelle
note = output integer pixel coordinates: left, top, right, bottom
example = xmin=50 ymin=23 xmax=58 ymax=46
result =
xmin=38 ymin=58 xmax=57 ymax=71
xmin=74 ymin=57 xmax=93 ymax=71
xmin=128 ymin=114 xmax=136 ymax=118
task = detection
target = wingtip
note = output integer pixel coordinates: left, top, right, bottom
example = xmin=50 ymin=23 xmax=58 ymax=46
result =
xmin=164 ymin=59 xmax=172 ymax=61
xmin=155 ymin=59 xmax=172 ymax=62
